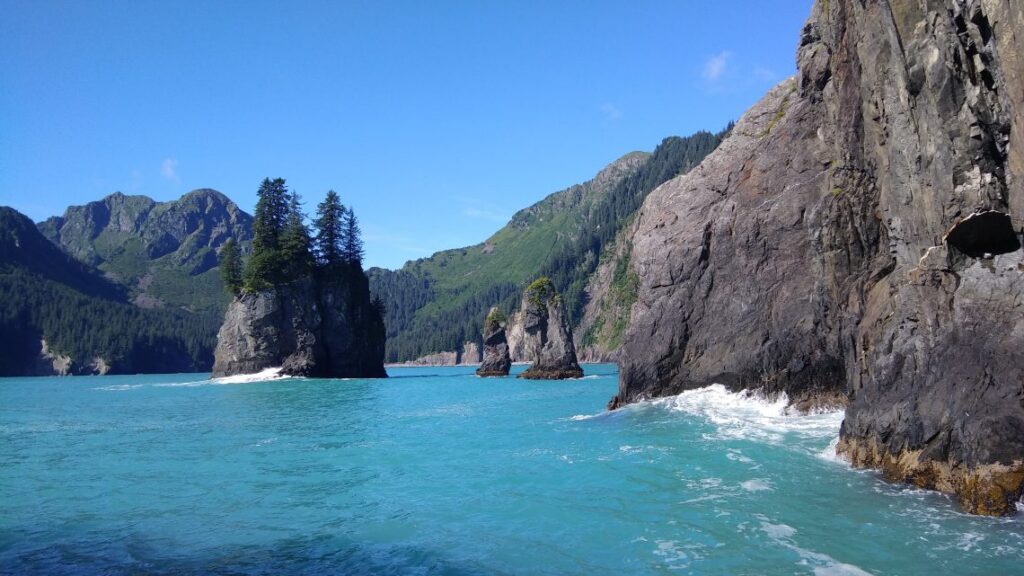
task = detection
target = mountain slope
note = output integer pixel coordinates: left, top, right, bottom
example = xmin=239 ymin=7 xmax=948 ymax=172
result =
xmin=38 ymin=188 xmax=252 ymax=315
xmin=370 ymin=131 xmax=725 ymax=363
xmin=0 ymin=207 xmax=217 ymax=375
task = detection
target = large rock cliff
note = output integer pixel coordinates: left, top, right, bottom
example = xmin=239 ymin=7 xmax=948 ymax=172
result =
xmin=612 ymin=0 xmax=1024 ymax=515
xmin=515 ymin=279 xmax=584 ymax=380
xmin=212 ymin=272 xmax=385 ymax=379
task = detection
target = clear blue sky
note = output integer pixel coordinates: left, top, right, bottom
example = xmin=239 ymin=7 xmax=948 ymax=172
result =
xmin=1 ymin=1 xmax=812 ymax=270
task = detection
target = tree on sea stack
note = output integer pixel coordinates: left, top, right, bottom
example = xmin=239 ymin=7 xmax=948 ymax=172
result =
xmin=219 ymin=238 xmax=242 ymax=295
xmin=314 ymin=190 xmax=345 ymax=267
xmin=213 ymin=178 xmax=386 ymax=380
xmin=341 ymin=206 xmax=364 ymax=268
xmin=279 ymin=193 xmax=315 ymax=280
xmin=244 ymin=177 xmax=291 ymax=291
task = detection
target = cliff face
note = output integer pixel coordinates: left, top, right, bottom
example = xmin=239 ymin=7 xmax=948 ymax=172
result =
xmin=212 ymin=273 xmax=385 ymax=379
xmin=515 ymin=280 xmax=583 ymax=380
xmin=613 ymin=0 xmax=1024 ymax=515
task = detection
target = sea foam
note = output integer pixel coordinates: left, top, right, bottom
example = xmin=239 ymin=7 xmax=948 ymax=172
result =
xmin=209 ymin=367 xmax=286 ymax=385
xmin=653 ymin=384 xmax=844 ymax=445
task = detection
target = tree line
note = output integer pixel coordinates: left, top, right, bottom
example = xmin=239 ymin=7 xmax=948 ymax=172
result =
xmin=220 ymin=178 xmax=367 ymax=295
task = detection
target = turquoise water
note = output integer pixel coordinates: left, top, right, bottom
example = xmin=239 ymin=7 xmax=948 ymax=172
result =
xmin=2 ymin=365 xmax=1022 ymax=575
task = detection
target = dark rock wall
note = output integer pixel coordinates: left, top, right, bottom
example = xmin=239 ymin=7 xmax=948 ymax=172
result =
xmin=614 ymin=0 xmax=1024 ymax=514
xmin=212 ymin=274 xmax=385 ymax=379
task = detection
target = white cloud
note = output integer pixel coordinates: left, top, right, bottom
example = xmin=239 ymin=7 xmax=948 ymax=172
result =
xmin=160 ymin=158 xmax=179 ymax=183
xmin=702 ymin=51 xmax=732 ymax=82
xmin=600 ymin=102 xmax=622 ymax=121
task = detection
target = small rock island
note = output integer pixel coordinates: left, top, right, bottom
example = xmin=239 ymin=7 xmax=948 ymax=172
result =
xmin=514 ymin=278 xmax=583 ymax=380
xmin=212 ymin=180 xmax=385 ymax=378
xmin=476 ymin=307 xmax=511 ymax=377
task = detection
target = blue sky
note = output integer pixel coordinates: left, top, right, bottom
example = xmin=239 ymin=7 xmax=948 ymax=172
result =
xmin=1 ymin=1 xmax=812 ymax=270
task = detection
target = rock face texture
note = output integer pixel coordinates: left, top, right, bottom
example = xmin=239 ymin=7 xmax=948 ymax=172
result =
xmin=515 ymin=279 xmax=584 ymax=380
xmin=460 ymin=341 xmax=481 ymax=365
xmin=212 ymin=274 xmax=386 ymax=378
xmin=611 ymin=0 xmax=1024 ymax=515
xmin=477 ymin=307 xmax=512 ymax=377
xmin=39 ymin=189 xmax=253 ymax=314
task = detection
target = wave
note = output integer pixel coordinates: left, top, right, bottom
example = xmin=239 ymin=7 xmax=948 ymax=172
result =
xmin=652 ymin=384 xmax=844 ymax=444
xmin=209 ymin=367 xmax=286 ymax=385
xmin=92 ymin=384 xmax=144 ymax=391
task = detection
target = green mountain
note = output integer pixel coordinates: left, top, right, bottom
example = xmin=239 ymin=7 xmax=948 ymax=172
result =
xmin=370 ymin=130 xmax=727 ymax=363
xmin=0 ymin=206 xmax=219 ymax=375
xmin=37 ymin=188 xmax=252 ymax=315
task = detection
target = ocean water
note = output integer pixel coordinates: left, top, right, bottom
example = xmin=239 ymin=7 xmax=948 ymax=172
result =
xmin=2 ymin=365 xmax=1022 ymax=575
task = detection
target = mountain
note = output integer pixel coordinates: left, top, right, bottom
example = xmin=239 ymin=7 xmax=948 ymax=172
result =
xmin=0 ymin=206 xmax=218 ymax=375
xmin=610 ymin=0 xmax=1024 ymax=515
xmin=38 ymin=188 xmax=252 ymax=315
xmin=369 ymin=131 xmax=725 ymax=363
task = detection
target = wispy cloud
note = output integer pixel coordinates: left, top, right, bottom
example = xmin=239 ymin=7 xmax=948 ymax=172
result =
xmin=599 ymin=102 xmax=622 ymax=121
xmin=160 ymin=158 xmax=179 ymax=183
xmin=702 ymin=51 xmax=731 ymax=83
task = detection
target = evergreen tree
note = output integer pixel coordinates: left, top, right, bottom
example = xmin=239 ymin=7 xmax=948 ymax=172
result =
xmin=342 ymin=206 xmax=364 ymax=267
xmin=280 ymin=192 xmax=314 ymax=279
xmin=219 ymin=238 xmax=243 ymax=295
xmin=314 ymin=190 xmax=345 ymax=267
xmin=244 ymin=177 xmax=291 ymax=291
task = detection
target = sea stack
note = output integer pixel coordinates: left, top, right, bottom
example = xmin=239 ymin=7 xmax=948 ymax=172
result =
xmin=212 ymin=274 xmax=386 ymax=378
xmin=516 ymin=278 xmax=583 ymax=380
xmin=476 ymin=307 xmax=511 ymax=377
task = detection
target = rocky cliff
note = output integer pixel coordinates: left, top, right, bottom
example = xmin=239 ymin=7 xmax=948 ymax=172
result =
xmin=477 ymin=307 xmax=512 ymax=377
xmin=611 ymin=0 xmax=1024 ymax=515
xmin=212 ymin=272 xmax=385 ymax=379
xmin=515 ymin=278 xmax=583 ymax=380
xmin=39 ymin=189 xmax=252 ymax=314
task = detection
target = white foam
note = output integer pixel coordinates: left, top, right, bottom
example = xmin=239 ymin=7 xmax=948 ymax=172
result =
xmin=818 ymin=436 xmax=842 ymax=462
xmin=741 ymin=479 xmax=773 ymax=492
xmin=92 ymin=384 xmax=144 ymax=391
xmin=759 ymin=519 xmax=871 ymax=576
xmin=651 ymin=384 xmax=844 ymax=445
xmin=210 ymin=367 xmax=285 ymax=385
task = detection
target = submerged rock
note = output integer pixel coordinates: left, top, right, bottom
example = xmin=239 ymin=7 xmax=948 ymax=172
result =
xmin=514 ymin=278 xmax=583 ymax=380
xmin=610 ymin=0 xmax=1024 ymax=515
xmin=476 ymin=307 xmax=511 ymax=377
xmin=212 ymin=273 xmax=385 ymax=379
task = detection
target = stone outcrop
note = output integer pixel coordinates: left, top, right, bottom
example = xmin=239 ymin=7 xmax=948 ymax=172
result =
xmin=477 ymin=307 xmax=511 ymax=377
xmin=610 ymin=0 xmax=1024 ymax=515
xmin=515 ymin=279 xmax=583 ymax=380
xmin=460 ymin=341 xmax=481 ymax=365
xmin=212 ymin=274 xmax=386 ymax=378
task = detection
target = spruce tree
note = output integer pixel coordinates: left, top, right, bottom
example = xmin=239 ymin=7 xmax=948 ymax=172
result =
xmin=280 ymin=192 xmax=314 ymax=280
xmin=314 ymin=190 xmax=345 ymax=267
xmin=244 ymin=177 xmax=291 ymax=291
xmin=219 ymin=238 xmax=243 ymax=295
xmin=342 ymin=206 xmax=364 ymax=267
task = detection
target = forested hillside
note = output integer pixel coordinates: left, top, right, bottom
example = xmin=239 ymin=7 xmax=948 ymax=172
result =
xmin=0 ymin=207 xmax=219 ymax=375
xmin=370 ymin=129 xmax=728 ymax=362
